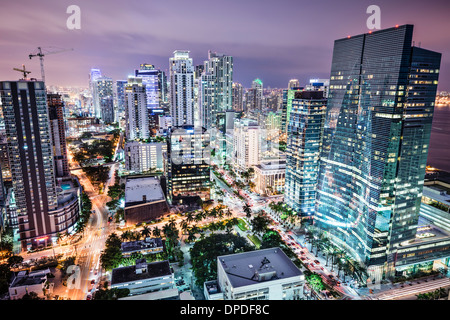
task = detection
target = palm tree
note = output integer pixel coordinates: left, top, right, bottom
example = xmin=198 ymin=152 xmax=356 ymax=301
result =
xmin=152 ymin=226 xmax=161 ymax=238
xmin=141 ymin=226 xmax=151 ymax=239
xmin=167 ymin=217 xmax=177 ymax=229
xmin=120 ymin=230 xmax=131 ymax=242
xmin=180 ymin=220 xmax=189 ymax=235
xmin=186 ymin=229 xmax=197 ymax=243
xmin=186 ymin=212 xmax=196 ymax=225
xmin=243 ymin=203 xmax=252 ymax=219
xmin=225 ymin=208 xmax=233 ymax=218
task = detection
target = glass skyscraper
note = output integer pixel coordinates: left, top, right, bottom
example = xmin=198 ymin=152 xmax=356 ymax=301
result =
xmin=285 ymin=91 xmax=326 ymax=216
xmin=314 ymin=25 xmax=441 ymax=277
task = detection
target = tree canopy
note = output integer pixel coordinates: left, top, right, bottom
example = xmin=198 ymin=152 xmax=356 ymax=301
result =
xmin=190 ymin=233 xmax=254 ymax=287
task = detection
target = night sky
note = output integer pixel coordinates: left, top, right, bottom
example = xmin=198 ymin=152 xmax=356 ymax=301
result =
xmin=1 ymin=0 xmax=449 ymax=89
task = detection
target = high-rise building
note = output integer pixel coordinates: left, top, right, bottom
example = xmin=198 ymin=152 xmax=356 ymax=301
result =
xmin=305 ymin=79 xmax=330 ymax=98
xmin=116 ymin=80 xmax=127 ymax=118
xmin=92 ymin=76 xmax=114 ymax=120
xmin=169 ymin=51 xmax=195 ymax=126
xmin=135 ymin=64 xmax=160 ymax=111
xmin=232 ymin=82 xmax=244 ymax=112
xmin=100 ymin=96 xmax=115 ymax=124
xmin=284 ymin=91 xmax=326 ymax=216
xmin=48 ymin=93 xmax=70 ymax=178
xmin=245 ymin=79 xmax=264 ymax=111
xmin=281 ymin=87 xmax=303 ymax=134
xmin=0 ymin=80 xmax=80 ymax=250
xmin=233 ymin=118 xmax=260 ymax=172
xmin=125 ymin=77 xmax=149 ymax=141
xmin=124 ymin=141 xmax=166 ymax=174
xmin=288 ymin=79 xmax=300 ymax=90
xmin=167 ymin=125 xmax=210 ymax=204
xmin=314 ymin=25 xmax=441 ymax=278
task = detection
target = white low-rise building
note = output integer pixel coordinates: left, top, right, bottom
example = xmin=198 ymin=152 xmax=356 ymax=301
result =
xmin=205 ymin=247 xmax=304 ymax=300
xmin=111 ymin=259 xmax=176 ymax=298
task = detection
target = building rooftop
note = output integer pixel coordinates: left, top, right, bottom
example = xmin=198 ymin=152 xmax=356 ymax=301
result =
xmin=218 ymin=247 xmax=303 ymax=288
xmin=121 ymin=237 xmax=164 ymax=254
xmin=111 ymin=260 xmax=172 ymax=286
xmin=125 ymin=177 xmax=165 ymax=205
xmin=423 ymin=185 xmax=450 ymax=205
xmin=399 ymin=217 xmax=450 ymax=247
xmin=256 ymin=160 xmax=286 ymax=171
xmin=10 ymin=269 xmax=50 ymax=288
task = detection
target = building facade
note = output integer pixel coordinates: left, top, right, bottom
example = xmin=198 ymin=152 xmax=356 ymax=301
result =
xmin=285 ymin=91 xmax=326 ymax=216
xmin=167 ymin=125 xmax=210 ymax=203
xmin=314 ymin=25 xmax=441 ymax=278
xmin=124 ymin=141 xmax=166 ymax=174
xmin=169 ymin=51 xmax=195 ymax=126
xmin=232 ymin=118 xmax=260 ymax=172
xmin=125 ymin=77 xmax=149 ymax=141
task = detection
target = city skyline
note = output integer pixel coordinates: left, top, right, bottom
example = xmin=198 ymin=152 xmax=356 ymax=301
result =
xmin=1 ymin=0 xmax=450 ymax=90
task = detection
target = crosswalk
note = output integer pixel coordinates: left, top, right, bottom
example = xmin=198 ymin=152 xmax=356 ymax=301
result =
xmin=374 ymin=277 xmax=450 ymax=300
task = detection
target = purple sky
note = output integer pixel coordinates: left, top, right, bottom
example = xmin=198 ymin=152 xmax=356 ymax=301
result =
xmin=1 ymin=0 xmax=449 ymax=89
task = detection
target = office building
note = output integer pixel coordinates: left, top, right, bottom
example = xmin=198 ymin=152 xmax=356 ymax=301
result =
xmin=314 ymin=25 xmax=441 ymax=279
xmin=167 ymin=125 xmax=210 ymax=204
xmin=204 ymin=247 xmax=304 ymax=300
xmin=169 ymin=51 xmax=195 ymax=126
xmin=284 ymin=91 xmax=326 ymax=216
xmin=125 ymin=76 xmax=149 ymax=141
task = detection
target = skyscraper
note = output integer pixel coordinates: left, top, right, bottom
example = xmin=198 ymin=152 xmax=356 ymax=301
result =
xmin=288 ymin=79 xmax=300 ymax=90
xmin=167 ymin=125 xmax=210 ymax=204
xmin=0 ymin=80 xmax=80 ymax=250
xmin=284 ymin=91 xmax=326 ymax=216
xmin=314 ymin=25 xmax=441 ymax=278
xmin=233 ymin=118 xmax=260 ymax=172
xmin=281 ymin=87 xmax=303 ymax=134
xmin=135 ymin=64 xmax=161 ymax=110
xmin=48 ymin=93 xmax=70 ymax=177
xmin=169 ymin=50 xmax=195 ymax=126
xmin=245 ymin=79 xmax=264 ymax=111
xmin=92 ymin=76 xmax=114 ymax=121
xmin=232 ymin=82 xmax=244 ymax=112
xmin=116 ymin=79 xmax=128 ymax=118
xmin=125 ymin=76 xmax=149 ymax=141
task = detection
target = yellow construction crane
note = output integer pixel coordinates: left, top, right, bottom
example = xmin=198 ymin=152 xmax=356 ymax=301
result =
xmin=13 ymin=64 xmax=31 ymax=79
xmin=29 ymin=46 xmax=74 ymax=83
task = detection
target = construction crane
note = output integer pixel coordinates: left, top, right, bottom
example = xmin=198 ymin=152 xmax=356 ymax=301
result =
xmin=29 ymin=46 xmax=73 ymax=83
xmin=13 ymin=64 xmax=31 ymax=79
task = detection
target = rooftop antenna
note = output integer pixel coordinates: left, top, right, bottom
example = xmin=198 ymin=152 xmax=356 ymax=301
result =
xmin=13 ymin=64 xmax=31 ymax=79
